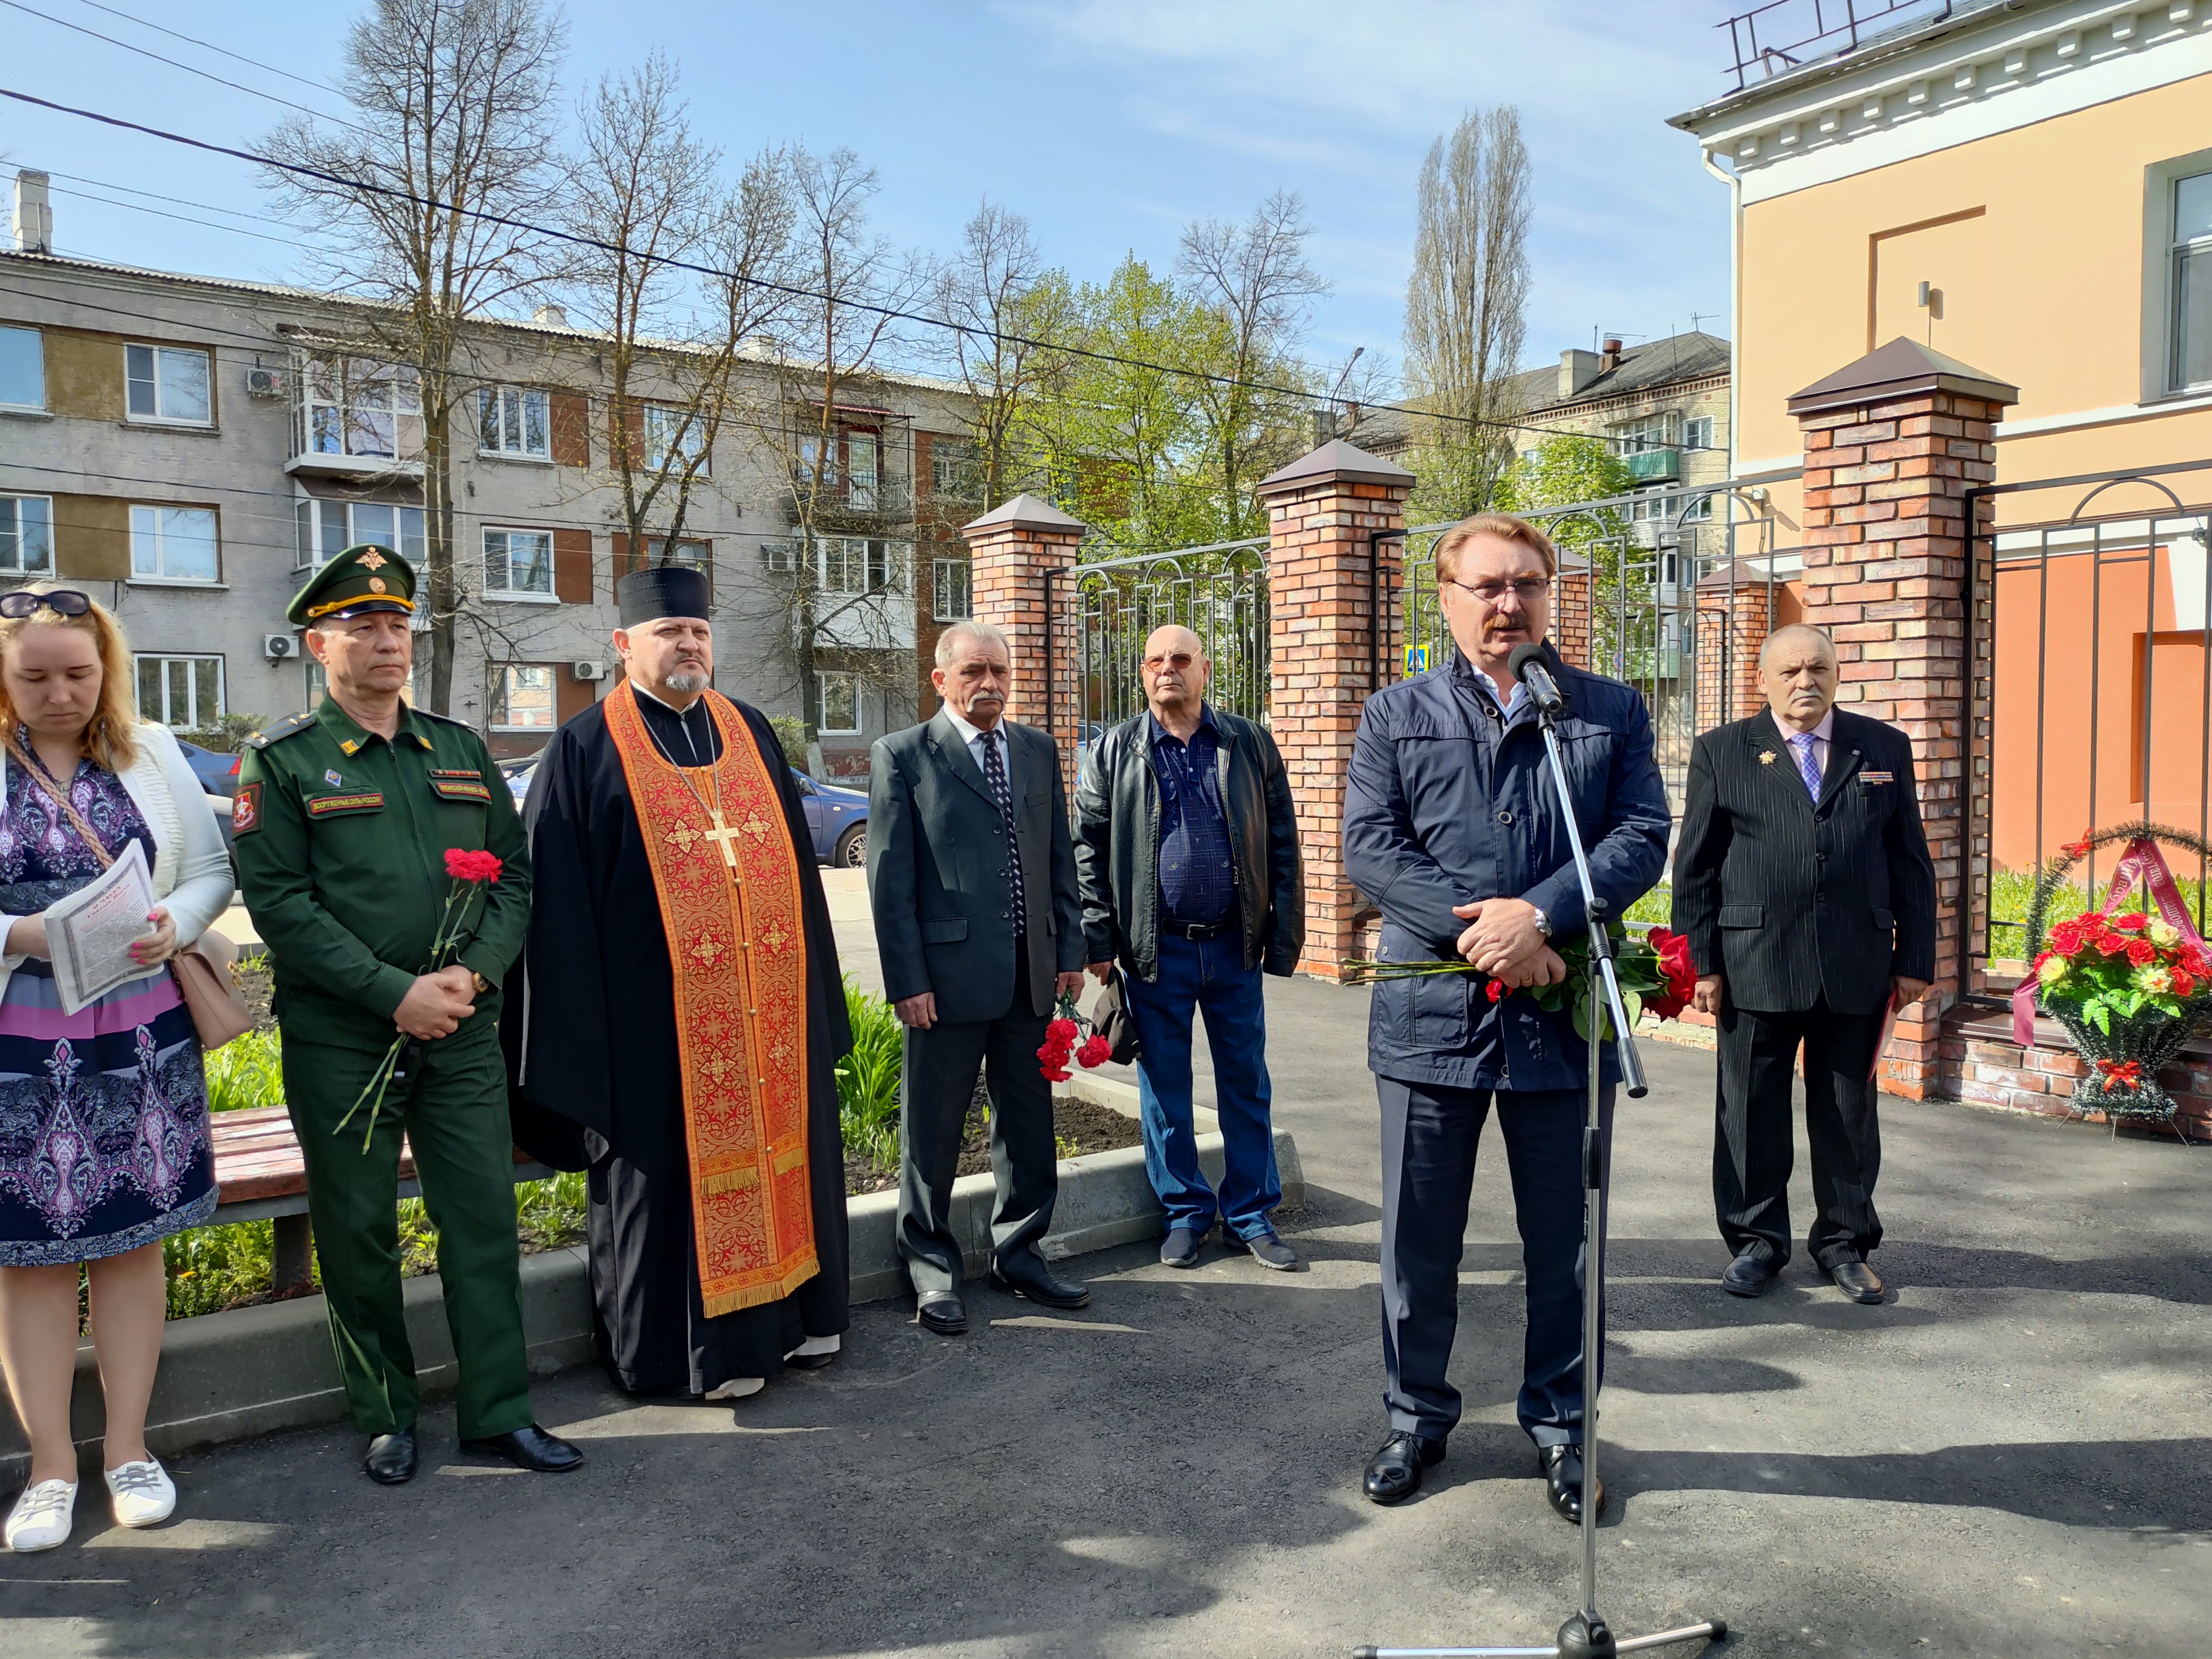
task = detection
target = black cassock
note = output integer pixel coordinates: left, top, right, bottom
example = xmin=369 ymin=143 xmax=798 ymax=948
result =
xmin=501 ymin=689 xmax=852 ymax=1393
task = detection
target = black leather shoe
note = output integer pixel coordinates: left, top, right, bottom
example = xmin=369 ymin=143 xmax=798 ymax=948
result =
xmin=1722 ymin=1250 xmax=1779 ymax=1297
xmin=1539 ymin=1443 xmax=1605 ymax=1524
xmin=991 ymin=1259 xmax=1091 ymax=1310
xmin=1363 ymin=1431 xmax=1445 ymax=1505
xmin=784 ymin=1350 xmax=837 ymax=1371
xmin=458 ymin=1424 xmax=584 ymax=1473
xmin=1827 ymin=1257 xmax=1885 ymax=1304
xmin=1160 ymin=1226 xmax=1204 ymax=1268
xmin=363 ymin=1426 xmax=416 ymax=1485
xmin=916 ymin=1291 xmax=967 ymax=1334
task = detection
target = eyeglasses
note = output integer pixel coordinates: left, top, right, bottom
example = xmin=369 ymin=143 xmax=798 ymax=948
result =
xmin=1444 ymin=577 xmax=1551 ymax=606
xmin=0 ymin=589 xmax=92 ymax=620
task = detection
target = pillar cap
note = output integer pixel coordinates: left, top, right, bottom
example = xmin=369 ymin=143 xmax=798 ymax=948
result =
xmin=962 ymin=493 xmax=1085 ymax=535
xmin=1786 ymin=338 xmax=2019 ymax=417
xmin=1256 ymin=439 xmax=1415 ymax=496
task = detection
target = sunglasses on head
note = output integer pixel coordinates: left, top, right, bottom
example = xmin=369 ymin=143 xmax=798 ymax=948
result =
xmin=0 ymin=589 xmax=93 ymax=621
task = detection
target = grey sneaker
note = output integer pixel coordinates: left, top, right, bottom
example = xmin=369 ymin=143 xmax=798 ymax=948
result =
xmin=1160 ymin=1226 xmax=1205 ymax=1268
xmin=1230 ymin=1229 xmax=1299 ymax=1271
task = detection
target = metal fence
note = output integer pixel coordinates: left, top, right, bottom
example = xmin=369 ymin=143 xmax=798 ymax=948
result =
xmin=1388 ymin=480 xmax=1782 ymax=806
xmin=1965 ymin=461 xmax=2212 ymax=996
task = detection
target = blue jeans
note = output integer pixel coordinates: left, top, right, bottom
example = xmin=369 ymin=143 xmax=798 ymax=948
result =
xmin=1125 ymin=931 xmax=1280 ymax=1240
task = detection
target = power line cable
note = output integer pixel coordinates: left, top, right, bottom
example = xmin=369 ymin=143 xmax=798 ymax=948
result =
xmin=0 ymin=85 xmax=1717 ymax=456
xmin=62 ymin=0 xmax=347 ymax=96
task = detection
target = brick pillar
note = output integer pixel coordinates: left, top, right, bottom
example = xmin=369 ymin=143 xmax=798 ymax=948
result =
xmin=1788 ymin=342 xmax=2018 ymax=1097
xmin=1257 ymin=440 xmax=1416 ymax=980
xmin=1695 ymin=570 xmax=1771 ymax=723
xmin=962 ymin=493 xmax=1085 ymax=734
xmin=1551 ymin=553 xmax=1593 ymax=670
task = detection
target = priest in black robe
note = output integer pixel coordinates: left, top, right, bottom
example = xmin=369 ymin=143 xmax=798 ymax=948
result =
xmin=503 ymin=565 xmax=852 ymax=1402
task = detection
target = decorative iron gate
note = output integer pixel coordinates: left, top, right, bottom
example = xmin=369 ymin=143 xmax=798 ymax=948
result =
xmin=1963 ymin=460 xmax=2212 ymax=999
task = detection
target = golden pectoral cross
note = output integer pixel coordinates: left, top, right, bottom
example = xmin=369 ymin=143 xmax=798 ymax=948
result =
xmin=701 ymin=809 xmax=745 ymax=873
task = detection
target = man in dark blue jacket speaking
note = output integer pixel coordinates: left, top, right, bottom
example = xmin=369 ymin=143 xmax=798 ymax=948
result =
xmin=1344 ymin=513 xmax=1670 ymax=1521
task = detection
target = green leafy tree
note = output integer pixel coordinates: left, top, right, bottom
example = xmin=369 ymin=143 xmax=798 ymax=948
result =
xmin=1499 ymin=434 xmax=1649 ymax=676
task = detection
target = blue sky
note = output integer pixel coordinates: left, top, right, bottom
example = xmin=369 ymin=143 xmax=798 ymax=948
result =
xmin=1 ymin=0 xmax=1737 ymax=393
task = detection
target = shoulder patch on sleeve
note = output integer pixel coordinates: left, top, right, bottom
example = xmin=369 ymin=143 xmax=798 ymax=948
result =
xmin=247 ymin=711 xmax=318 ymax=750
xmin=232 ymin=781 xmax=263 ymax=833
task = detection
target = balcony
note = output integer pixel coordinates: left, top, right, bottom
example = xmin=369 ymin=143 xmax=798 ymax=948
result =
xmin=287 ymin=355 xmax=425 ymax=481
xmin=1624 ymin=447 xmax=1681 ymax=484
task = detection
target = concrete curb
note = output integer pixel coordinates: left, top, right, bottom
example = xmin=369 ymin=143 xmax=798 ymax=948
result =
xmin=3 ymin=1119 xmax=1302 ymax=1481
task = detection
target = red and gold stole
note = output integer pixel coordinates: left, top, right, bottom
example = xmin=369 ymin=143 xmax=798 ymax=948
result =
xmin=604 ymin=683 xmax=817 ymax=1316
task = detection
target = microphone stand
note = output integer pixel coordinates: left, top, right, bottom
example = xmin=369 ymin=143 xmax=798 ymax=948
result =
xmin=1357 ymin=663 xmax=1726 ymax=1659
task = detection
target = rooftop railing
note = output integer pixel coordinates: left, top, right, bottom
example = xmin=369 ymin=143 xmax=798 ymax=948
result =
xmin=1716 ymin=0 xmax=1952 ymax=92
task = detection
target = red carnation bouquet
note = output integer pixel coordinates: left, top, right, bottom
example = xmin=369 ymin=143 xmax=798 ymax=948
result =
xmin=335 ymin=848 xmax=505 ymax=1149
xmin=1037 ymin=994 xmax=1114 ymax=1082
xmin=1345 ymin=922 xmax=1700 ymax=1043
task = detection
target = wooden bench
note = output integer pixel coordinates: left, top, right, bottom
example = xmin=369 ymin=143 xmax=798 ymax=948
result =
xmin=210 ymin=1106 xmax=557 ymax=1295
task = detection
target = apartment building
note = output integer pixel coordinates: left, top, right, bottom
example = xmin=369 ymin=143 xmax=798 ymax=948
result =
xmin=0 ymin=172 xmax=977 ymax=775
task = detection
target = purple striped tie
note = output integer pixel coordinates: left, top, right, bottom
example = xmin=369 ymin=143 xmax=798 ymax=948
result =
xmin=1789 ymin=732 xmax=1822 ymax=801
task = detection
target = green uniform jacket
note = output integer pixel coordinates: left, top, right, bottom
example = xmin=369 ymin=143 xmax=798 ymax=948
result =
xmin=235 ymin=698 xmax=531 ymax=1053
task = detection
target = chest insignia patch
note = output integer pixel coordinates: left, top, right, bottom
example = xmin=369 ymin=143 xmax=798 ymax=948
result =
xmin=427 ymin=768 xmax=484 ymax=781
xmin=433 ymin=779 xmax=493 ymax=804
xmin=1861 ymin=770 xmax=1895 ymax=785
xmin=339 ymin=739 xmax=361 ymax=757
xmin=1758 ymin=750 xmax=1776 ymax=765
xmin=233 ymin=781 xmax=261 ymax=834
xmin=325 ymin=769 xmax=344 ymax=788
xmin=307 ymin=791 xmax=385 ymax=818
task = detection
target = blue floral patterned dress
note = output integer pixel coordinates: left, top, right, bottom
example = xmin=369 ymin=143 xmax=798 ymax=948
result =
xmin=0 ymin=743 xmax=216 ymax=1265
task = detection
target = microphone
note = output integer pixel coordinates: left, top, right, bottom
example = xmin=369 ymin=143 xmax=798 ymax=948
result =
xmin=1506 ymin=642 xmax=1566 ymax=715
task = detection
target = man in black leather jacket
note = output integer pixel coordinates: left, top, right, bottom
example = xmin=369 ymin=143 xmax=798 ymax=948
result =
xmin=1074 ymin=625 xmax=1303 ymax=1270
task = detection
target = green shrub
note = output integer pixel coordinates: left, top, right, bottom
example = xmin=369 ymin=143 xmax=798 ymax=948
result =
xmin=204 ymin=1027 xmax=285 ymax=1114
xmin=835 ymin=976 xmax=902 ymax=1169
xmin=164 ymin=1218 xmax=290 ymax=1319
xmin=769 ymin=714 xmax=811 ymax=770
xmin=176 ymin=713 xmax=269 ymax=754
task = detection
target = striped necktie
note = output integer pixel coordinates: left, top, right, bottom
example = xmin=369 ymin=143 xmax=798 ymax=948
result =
xmin=1789 ymin=732 xmax=1822 ymax=801
xmin=980 ymin=726 xmax=1026 ymax=921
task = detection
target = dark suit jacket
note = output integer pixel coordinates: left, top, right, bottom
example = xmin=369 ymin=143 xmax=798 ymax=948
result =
xmin=1671 ymin=707 xmax=1937 ymax=1017
xmin=868 ymin=709 xmax=1084 ymax=1025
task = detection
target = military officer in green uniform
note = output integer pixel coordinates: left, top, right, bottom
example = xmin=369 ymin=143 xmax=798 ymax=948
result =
xmin=235 ymin=545 xmax=582 ymax=1486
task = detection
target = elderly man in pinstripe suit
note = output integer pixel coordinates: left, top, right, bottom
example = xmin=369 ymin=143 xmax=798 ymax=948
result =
xmin=1671 ymin=624 xmax=1936 ymax=1306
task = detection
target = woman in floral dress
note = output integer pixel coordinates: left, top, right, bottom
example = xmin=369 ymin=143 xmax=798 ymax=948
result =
xmin=0 ymin=588 xmax=232 ymax=1551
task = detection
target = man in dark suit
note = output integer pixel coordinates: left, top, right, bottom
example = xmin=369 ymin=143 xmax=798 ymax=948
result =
xmin=1671 ymin=623 xmax=1936 ymax=1306
xmin=869 ymin=620 xmax=1089 ymax=1335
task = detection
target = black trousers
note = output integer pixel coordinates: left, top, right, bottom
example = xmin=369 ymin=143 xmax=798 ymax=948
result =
xmin=1377 ymin=1076 xmax=1613 ymax=1449
xmin=1714 ymin=997 xmax=1886 ymax=1270
xmin=895 ymin=945 xmax=1057 ymax=1296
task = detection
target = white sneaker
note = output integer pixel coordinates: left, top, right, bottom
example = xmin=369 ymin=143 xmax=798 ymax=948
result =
xmin=5 ymin=1479 xmax=77 ymax=1552
xmin=103 ymin=1460 xmax=175 ymax=1528
xmin=703 ymin=1377 xmax=765 ymax=1401
xmin=785 ymin=1334 xmax=840 ymax=1360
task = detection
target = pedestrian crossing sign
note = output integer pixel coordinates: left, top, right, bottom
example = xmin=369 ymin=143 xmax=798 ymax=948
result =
xmin=1404 ymin=645 xmax=1430 ymax=674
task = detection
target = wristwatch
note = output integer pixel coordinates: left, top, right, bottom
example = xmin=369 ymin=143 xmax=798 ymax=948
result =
xmin=1531 ymin=908 xmax=1553 ymax=939
xmin=471 ymin=971 xmax=493 ymax=996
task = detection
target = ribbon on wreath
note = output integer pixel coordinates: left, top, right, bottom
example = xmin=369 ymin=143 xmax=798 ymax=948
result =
xmin=2095 ymin=1057 xmax=2146 ymax=1088
xmin=2013 ymin=836 xmax=2207 ymax=1045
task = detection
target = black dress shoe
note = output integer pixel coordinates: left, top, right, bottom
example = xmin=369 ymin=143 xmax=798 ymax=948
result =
xmin=1362 ymin=1431 xmax=1446 ymax=1505
xmin=991 ymin=1259 xmax=1091 ymax=1310
xmin=363 ymin=1426 xmax=416 ymax=1485
xmin=1827 ymin=1257 xmax=1886 ymax=1304
xmin=784 ymin=1350 xmax=837 ymax=1370
xmin=1722 ymin=1250 xmax=1779 ymax=1297
xmin=458 ymin=1424 xmax=584 ymax=1473
xmin=1539 ymin=1443 xmax=1605 ymax=1525
xmin=916 ymin=1290 xmax=967 ymax=1334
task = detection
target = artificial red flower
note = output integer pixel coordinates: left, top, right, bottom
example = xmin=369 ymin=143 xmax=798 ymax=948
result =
xmin=2182 ymin=945 xmax=2212 ymax=977
xmin=1077 ymin=1035 xmax=1112 ymax=1069
xmin=2175 ymin=971 xmax=2198 ymax=997
xmin=2095 ymin=933 xmax=2129 ymax=957
xmin=444 ymin=848 xmax=504 ymax=884
xmin=2048 ymin=920 xmax=2084 ymax=956
xmin=1485 ymin=979 xmax=1506 ymax=1003
xmin=2031 ymin=950 xmax=2054 ymax=974
xmin=2064 ymin=831 xmax=2094 ymax=859
xmin=2110 ymin=913 xmax=2149 ymax=934
xmin=2127 ymin=938 xmax=2157 ymax=967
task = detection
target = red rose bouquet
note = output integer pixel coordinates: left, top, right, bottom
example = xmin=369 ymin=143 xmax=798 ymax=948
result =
xmin=335 ymin=848 xmax=505 ymax=1149
xmin=1345 ymin=922 xmax=1699 ymax=1042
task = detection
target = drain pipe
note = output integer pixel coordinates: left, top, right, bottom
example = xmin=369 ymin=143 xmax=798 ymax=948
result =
xmin=1701 ymin=145 xmax=1742 ymax=476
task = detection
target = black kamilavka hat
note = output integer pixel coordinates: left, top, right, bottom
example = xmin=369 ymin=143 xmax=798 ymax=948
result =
xmin=617 ymin=565 xmax=710 ymax=627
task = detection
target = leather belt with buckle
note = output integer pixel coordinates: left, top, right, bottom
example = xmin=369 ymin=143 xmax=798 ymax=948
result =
xmin=1161 ymin=918 xmax=1238 ymax=941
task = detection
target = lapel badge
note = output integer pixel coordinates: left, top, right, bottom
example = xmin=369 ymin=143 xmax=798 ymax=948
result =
xmin=1759 ymin=750 xmax=1776 ymax=766
xmin=325 ymin=769 xmax=344 ymax=788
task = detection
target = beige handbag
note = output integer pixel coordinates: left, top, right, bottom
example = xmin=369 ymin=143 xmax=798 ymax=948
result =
xmin=6 ymin=734 xmax=254 ymax=1049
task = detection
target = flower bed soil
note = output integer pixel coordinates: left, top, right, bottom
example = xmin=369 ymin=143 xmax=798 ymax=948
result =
xmin=844 ymin=1074 xmax=1142 ymax=1195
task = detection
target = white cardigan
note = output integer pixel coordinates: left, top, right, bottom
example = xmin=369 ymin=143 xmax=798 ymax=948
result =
xmin=0 ymin=721 xmax=235 ymax=998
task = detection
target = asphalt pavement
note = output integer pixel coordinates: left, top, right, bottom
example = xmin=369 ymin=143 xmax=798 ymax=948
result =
xmin=3 ymin=970 xmax=2208 ymax=1658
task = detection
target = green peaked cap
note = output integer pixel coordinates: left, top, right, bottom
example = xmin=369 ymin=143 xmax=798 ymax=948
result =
xmin=286 ymin=543 xmax=417 ymax=627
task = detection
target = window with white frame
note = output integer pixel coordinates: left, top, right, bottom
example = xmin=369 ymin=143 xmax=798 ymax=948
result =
xmin=491 ymin=664 xmax=556 ymax=730
xmin=135 ymin=655 xmax=223 ymax=730
xmin=760 ymin=538 xmax=799 ymax=574
xmin=125 ymin=343 xmax=211 ymax=425
xmin=2172 ymin=170 xmax=2212 ymax=393
xmin=1683 ymin=414 xmax=1715 ymax=452
xmin=819 ymin=536 xmax=907 ymax=596
xmin=0 ymin=325 xmax=43 ymax=410
xmin=479 ymin=385 xmax=551 ymax=459
xmin=845 ymin=431 xmax=878 ymax=509
xmin=0 ymin=494 xmax=54 ymax=575
xmin=483 ymin=528 xmax=554 ymax=598
xmin=1608 ymin=411 xmax=1677 ymax=456
xmin=817 ymin=671 xmax=859 ymax=735
xmin=295 ymin=497 xmax=426 ymax=569
xmin=642 ymin=404 xmax=708 ymax=473
xmin=130 ymin=505 xmax=219 ymax=583
xmin=931 ymin=436 xmax=982 ymax=500
xmin=301 ymin=355 xmax=422 ymax=459
xmin=932 ymin=557 xmax=972 ymax=621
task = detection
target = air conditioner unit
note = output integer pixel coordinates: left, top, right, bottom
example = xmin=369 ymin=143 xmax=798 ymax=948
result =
xmin=264 ymin=634 xmax=298 ymax=660
xmin=246 ymin=366 xmax=288 ymax=400
xmin=572 ymin=660 xmax=607 ymax=682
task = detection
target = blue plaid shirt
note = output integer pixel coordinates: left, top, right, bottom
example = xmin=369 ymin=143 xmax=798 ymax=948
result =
xmin=1150 ymin=705 xmax=1237 ymax=925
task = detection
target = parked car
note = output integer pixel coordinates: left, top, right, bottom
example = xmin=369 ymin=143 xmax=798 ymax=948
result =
xmin=793 ymin=769 xmax=868 ymax=867
xmin=499 ymin=749 xmax=543 ymax=806
xmin=175 ymin=738 xmax=241 ymax=799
